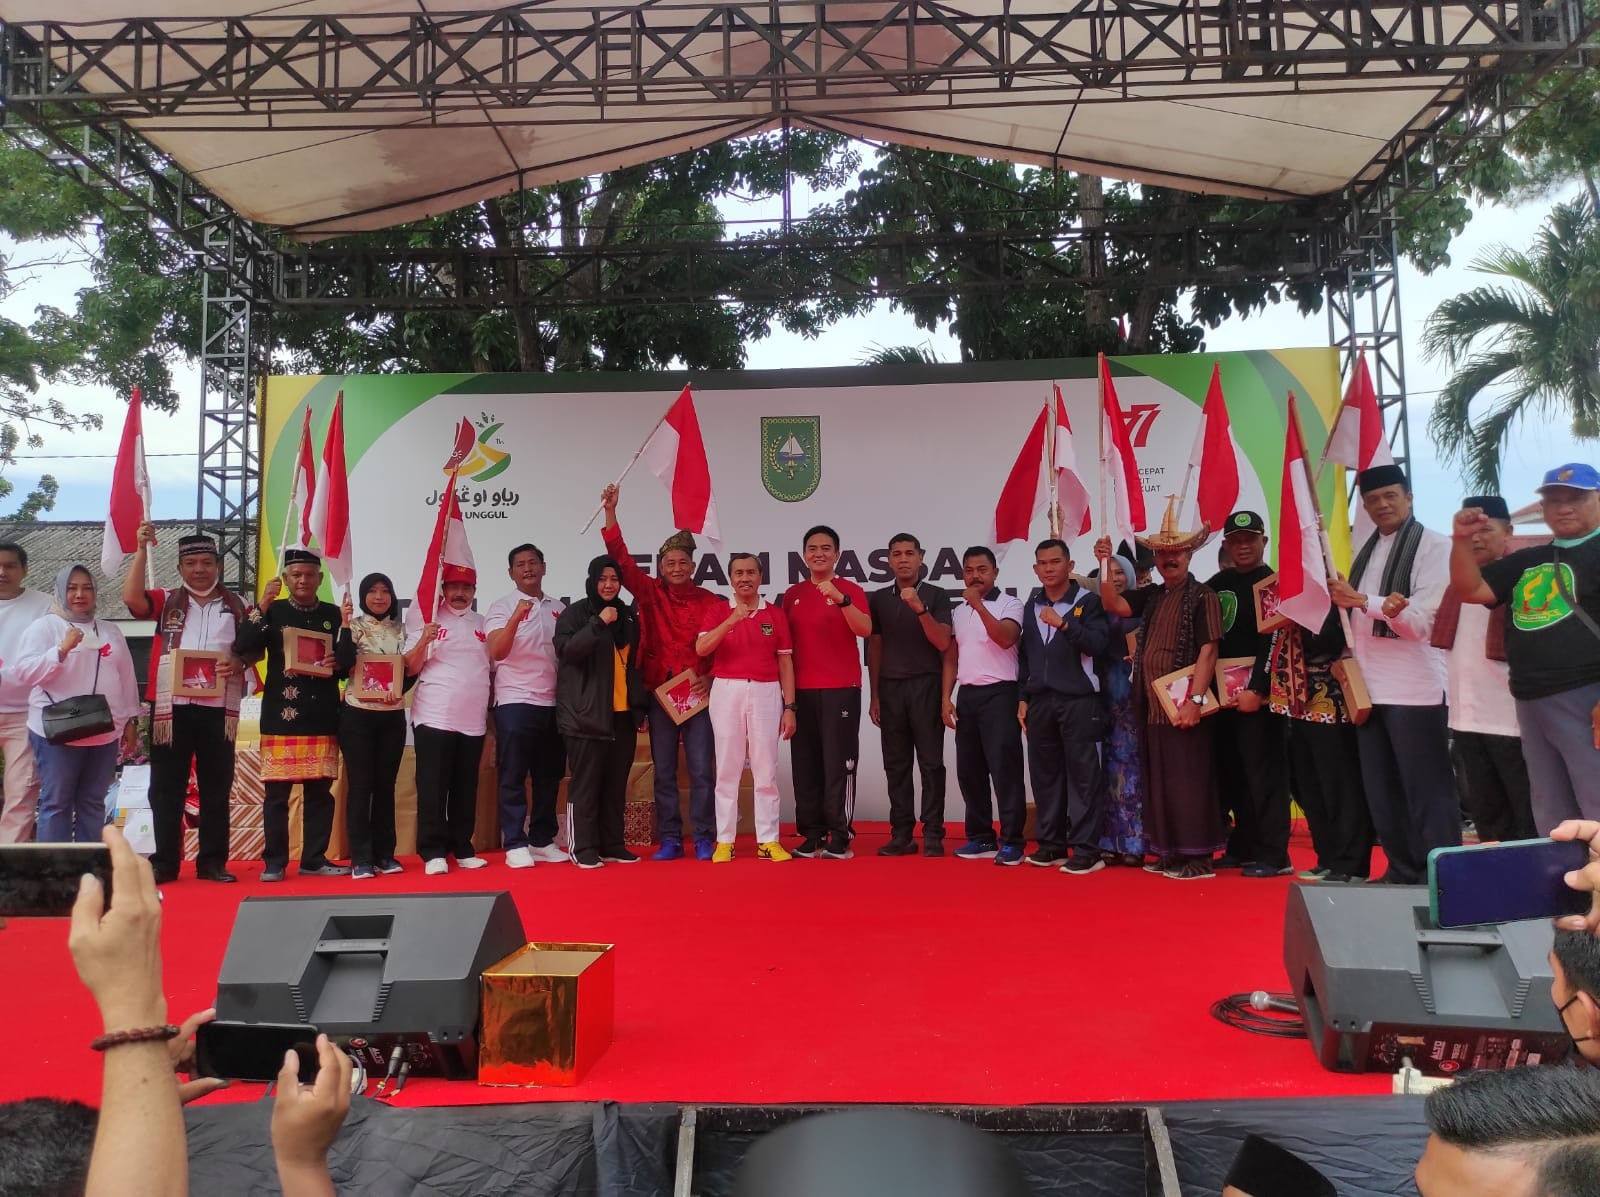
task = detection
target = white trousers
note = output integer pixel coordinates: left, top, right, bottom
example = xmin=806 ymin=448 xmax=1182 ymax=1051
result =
xmin=0 ymin=710 xmax=40 ymax=843
xmin=709 ymin=678 xmax=782 ymax=843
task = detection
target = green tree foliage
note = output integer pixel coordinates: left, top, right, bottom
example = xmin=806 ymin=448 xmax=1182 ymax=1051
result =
xmin=1423 ymin=198 xmax=1600 ymax=490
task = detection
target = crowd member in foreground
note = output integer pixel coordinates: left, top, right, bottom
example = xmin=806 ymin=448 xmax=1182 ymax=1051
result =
xmin=13 ymin=565 xmax=141 ymax=842
xmin=334 ymin=572 xmax=408 ymax=878
xmin=1095 ymin=553 xmax=1147 ymax=866
xmin=405 ymin=564 xmax=492 ymax=875
xmin=236 ymin=549 xmax=349 ymax=881
xmin=602 ymin=484 xmax=722 ymax=861
xmin=0 ymin=541 xmax=53 ymax=842
xmin=1550 ymin=927 xmax=1600 ymax=1065
xmin=783 ymin=525 xmax=871 ymax=859
xmin=1452 ymin=465 xmax=1600 ymax=830
xmin=485 ymin=542 xmax=568 ymax=870
xmin=123 ymin=526 xmax=249 ymax=884
xmin=555 ymin=556 xmax=645 ymax=869
xmin=1221 ymin=1133 xmax=1336 ymax=1196
xmin=943 ymin=546 xmax=1027 ymax=864
xmin=696 ymin=552 xmax=796 ymax=861
xmin=867 ymin=533 xmax=953 ymax=857
xmin=271 ymin=1033 xmax=353 ymax=1197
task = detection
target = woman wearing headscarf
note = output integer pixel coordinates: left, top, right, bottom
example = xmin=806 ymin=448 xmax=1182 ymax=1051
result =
xmin=334 ymin=572 xmax=408 ymax=879
xmin=11 ymin=565 xmax=141 ymax=842
xmin=1096 ymin=553 xmax=1146 ymax=866
xmin=555 ymin=556 xmax=646 ymax=869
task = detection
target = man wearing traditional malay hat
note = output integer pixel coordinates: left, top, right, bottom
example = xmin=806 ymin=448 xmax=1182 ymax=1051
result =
xmin=1097 ymin=497 xmax=1225 ymax=880
xmin=600 ymin=483 xmax=724 ymax=860
xmin=235 ymin=548 xmax=350 ymax=880
xmin=122 ymin=523 xmax=251 ymax=884
xmin=1329 ymin=463 xmax=1456 ymax=884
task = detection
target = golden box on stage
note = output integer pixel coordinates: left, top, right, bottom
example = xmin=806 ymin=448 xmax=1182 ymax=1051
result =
xmin=478 ymin=942 xmax=615 ymax=1086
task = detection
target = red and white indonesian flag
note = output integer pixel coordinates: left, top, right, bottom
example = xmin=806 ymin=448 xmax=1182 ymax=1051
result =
xmin=416 ymin=419 xmax=479 ymax=623
xmin=1099 ymin=354 xmax=1147 ymax=546
xmin=1187 ymin=363 xmax=1240 ymax=531
xmin=640 ymin=385 xmax=721 ymax=546
xmin=988 ymin=402 xmax=1051 ymax=555
xmin=1278 ymin=393 xmax=1331 ymax=633
xmin=309 ymin=391 xmax=352 ymax=589
xmin=1322 ymin=350 xmax=1394 ymax=473
xmin=289 ymin=406 xmax=317 ymax=551
xmin=1052 ymin=385 xmax=1093 ymax=539
xmin=100 ymin=387 xmax=152 ymax=578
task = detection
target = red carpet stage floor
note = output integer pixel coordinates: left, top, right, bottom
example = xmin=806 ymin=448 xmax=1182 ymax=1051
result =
xmin=1 ymin=823 xmax=1391 ymax=1109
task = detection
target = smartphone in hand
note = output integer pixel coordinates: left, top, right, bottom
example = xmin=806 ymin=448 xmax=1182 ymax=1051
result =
xmin=1429 ymin=838 xmax=1590 ymax=929
xmin=0 ymin=844 xmax=112 ymax=917
xmin=194 ymin=1021 xmax=321 ymax=1084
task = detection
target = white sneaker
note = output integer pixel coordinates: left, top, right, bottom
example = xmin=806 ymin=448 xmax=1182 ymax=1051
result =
xmin=505 ymin=846 xmax=536 ymax=869
xmin=529 ymin=844 xmax=569 ymax=863
xmin=424 ymin=858 xmax=449 ymax=876
xmin=457 ymin=856 xmax=488 ymax=870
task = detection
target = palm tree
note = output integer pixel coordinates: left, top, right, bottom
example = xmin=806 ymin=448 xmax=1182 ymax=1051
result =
xmin=1424 ymin=197 xmax=1600 ymax=490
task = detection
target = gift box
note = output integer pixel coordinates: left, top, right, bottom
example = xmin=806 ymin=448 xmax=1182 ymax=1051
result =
xmin=478 ymin=942 xmax=615 ymax=1086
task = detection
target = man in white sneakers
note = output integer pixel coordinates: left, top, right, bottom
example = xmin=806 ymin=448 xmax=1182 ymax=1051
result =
xmin=485 ymin=543 xmax=567 ymax=869
xmin=0 ymin=542 xmax=52 ymax=842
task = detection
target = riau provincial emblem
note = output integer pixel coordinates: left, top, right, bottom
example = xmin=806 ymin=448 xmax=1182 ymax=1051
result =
xmin=761 ymin=416 xmax=821 ymax=502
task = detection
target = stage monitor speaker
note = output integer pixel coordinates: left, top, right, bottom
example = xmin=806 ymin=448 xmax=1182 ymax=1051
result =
xmin=1282 ymin=883 xmax=1572 ymax=1076
xmin=214 ymin=891 xmax=526 ymax=1079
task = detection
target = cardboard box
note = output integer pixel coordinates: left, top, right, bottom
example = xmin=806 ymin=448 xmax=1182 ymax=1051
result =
xmin=478 ymin=942 xmax=615 ymax=1086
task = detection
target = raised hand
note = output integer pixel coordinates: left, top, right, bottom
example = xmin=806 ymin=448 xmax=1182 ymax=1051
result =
xmin=261 ymin=577 xmax=284 ymax=606
xmin=59 ymin=625 xmax=84 ymax=656
xmin=1453 ymin=506 xmax=1490 ymax=541
xmin=598 ymin=605 xmax=619 ymax=625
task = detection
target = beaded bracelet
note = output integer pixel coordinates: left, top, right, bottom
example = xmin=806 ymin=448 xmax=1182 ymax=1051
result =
xmin=91 ymin=1025 xmax=180 ymax=1052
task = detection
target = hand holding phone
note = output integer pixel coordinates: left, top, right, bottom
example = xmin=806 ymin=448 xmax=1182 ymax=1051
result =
xmin=1429 ymin=838 xmax=1591 ymax=928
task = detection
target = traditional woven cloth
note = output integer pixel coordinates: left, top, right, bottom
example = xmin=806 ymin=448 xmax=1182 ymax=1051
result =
xmin=259 ymin=733 xmax=340 ymax=781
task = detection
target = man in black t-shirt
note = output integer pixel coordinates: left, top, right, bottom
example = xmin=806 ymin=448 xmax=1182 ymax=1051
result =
xmin=1451 ymin=463 xmax=1600 ymax=831
xmin=1205 ymin=511 xmax=1290 ymax=875
xmin=867 ymin=533 xmax=954 ymax=856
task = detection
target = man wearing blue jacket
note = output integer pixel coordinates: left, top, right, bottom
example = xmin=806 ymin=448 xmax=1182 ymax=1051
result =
xmin=1018 ymin=538 xmax=1112 ymax=874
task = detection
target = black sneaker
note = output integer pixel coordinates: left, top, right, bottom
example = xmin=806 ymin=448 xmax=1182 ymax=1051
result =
xmin=1025 ymin=846 xmax=1066 ymax=867
xmin=1060 ymin=855 xmax=1105 ymax=876
xmin=601 ymin=848 xmax=641 ymax=864
xmin=821 ymin=833 xmax=854 ymax=860
xmin=793 ymin=835 xmax=825 ymax=858
xmin=877 ymin=836 xmax=917 ymax=857
xmin=574 ymin=850 xmax=604 ymax=870
xmin=923 ymin=839 xmax=945 ymax=858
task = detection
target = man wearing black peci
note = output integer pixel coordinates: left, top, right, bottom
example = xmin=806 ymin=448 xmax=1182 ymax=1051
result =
xmin=868 ymin=533 xmax=954 ymax=857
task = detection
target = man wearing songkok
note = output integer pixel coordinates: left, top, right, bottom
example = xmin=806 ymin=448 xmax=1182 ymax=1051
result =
xmin=1451 ymin=464 xmax=1600 ymax=829
xmin=405 ymin=563 xmax=493 ymax=875
xmin=695 ymin=553 xmax=796 ymax=862
xmin=1206 ymin=510 xmax=1291 ymax=877
xmin=122 ymin=525 xmax=249 ymax=883
xmin=1329 ymin=463 xmax=1456 ymax=884
xmin=1433 ymin=495 xmax=1533 ymax=841
xmin=1096 ymin=499 xmax=1225 ymax=881
xmin=600 ymin=483 xmax=723 ymax=861
xmin=0 ymin=542 xmax=52 ymax=841
xmin=485 ymin=541 xmax=567 ymax=869
xmin=868 ymin=533 xmax=954 ymax=857
xmin=235 ymin=548 xmax=349 ymax=881
xmin=1017 ymin=537 xmax=1110 ymax=873
xmin=1222 ymin=1133 xmax=1336 ymax=1197
xmin=944 ymin=546 xmax=1027 ymax=864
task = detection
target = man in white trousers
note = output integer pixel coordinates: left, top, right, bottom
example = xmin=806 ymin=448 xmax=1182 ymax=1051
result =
xmin=696 ymin=553 xmax=797 ymax=862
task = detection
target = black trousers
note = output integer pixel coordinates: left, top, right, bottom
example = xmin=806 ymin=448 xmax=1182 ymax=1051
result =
xmin=1215 ymin=708 xmax=1291 ymax=867
xmin=1454 ymin=731 xmax=1536 ymax=843
xmin=1024 ymin=690 xmax=1107 ymax=854
xmin=792 ymin=687 xmax=861 ymax=840
xmin=879 ymin=674 xmax=946 ymax=840
xmin=340 ymin=706 xmax=405 ymax=867
xmin=1286 ymin=716 xmax=1373 ymax=877
xmin=264 ymin=777 xmax=336 ymax=871
xmin=566 ymin=712 xmax=634 ymax=856
xmin=1357 ymin=702 xmax=1460 ymax=884
xmin=150 ymin=705 xmax=236 ymax=875
xmin=413 ymin=724 xmax=484 ymax=862
xmin=955 ymin=681 xmax=1027 ymax=848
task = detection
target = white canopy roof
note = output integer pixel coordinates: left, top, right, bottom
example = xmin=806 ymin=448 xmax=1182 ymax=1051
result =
xmin=0 ymin=2 xmax=1551 ymax=235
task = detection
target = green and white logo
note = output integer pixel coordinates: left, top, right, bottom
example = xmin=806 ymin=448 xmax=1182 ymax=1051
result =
xmin=1218 ymin=590 xmax=1239 ymax=633
xmin=1513 ymin=562 xmax=1576 ymax=631
xmin=761 ymin=416 xmax=821 ymax=502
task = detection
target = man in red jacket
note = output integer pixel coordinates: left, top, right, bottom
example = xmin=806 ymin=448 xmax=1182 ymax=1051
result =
xmin=601 ymin=483 xmax=724 ymax=860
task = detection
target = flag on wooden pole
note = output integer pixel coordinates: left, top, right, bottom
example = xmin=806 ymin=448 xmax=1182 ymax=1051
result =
xmin=289 ymin=406 xmax=318 ymax=551
xmin=1099 ymin=354 xmax=1146 ymax=547
xmin=1322 ymin=350 xmax=1394 ymax=474
xmin=988 ymin=402 xmax=1051 ymax=555
xmin=639 ymin=385 xmax=721 ymax=546
xmin=309 ymin=391 xmax=352 ymax=590
xmin=1052 ymin=385 xmax=1093 ymax=539
xmin=101 ymin=387 xmax=151 ymax=578
xmin=1278 ymin=393 xmax=1332 ymax=633
xmin=1187 ymin=363 xmax=1240 ymax=530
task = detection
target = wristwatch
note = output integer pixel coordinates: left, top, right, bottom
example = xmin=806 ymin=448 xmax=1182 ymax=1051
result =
xmin=1188 ymin=694 xmax=1206 ymax=706
xmin=783 ymin=702 xmax=797 ymax=711
xmin=836 ymin=594 xmax=853 ymax=608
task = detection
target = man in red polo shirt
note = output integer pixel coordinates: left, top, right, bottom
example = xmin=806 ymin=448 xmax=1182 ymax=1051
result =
xmin=782 ymin=524 xmax=871 ymax=859
xmin=600 ymin=483 xmax=723 ymax=860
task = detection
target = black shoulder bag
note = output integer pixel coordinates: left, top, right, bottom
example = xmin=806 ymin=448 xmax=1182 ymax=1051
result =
xmin=40 ymin=624 xmax=115 ymax=744
xmin=1551 ymin=548 xmax=1600 ymax=645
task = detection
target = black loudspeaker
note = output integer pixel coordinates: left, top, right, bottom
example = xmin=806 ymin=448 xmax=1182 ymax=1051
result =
xmin=215 ymin=891 xmax=526 ymax=1079
xmin=1282 ymin=883 xmax=1573 ymax=1075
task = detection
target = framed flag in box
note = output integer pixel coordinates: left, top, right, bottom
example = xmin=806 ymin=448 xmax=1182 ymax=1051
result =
xmin=283 ymin=627 xmax=335 ymax=678
xmin=653 ymin=669 xmax=706 ymax=726
xmin=351 ymin=654 xmax=402 ymax=704
xmin=172 ymin=650 xmax=225 ymax=698
xmin=1253 ymin=573 xmax=1288 ymax=632
xmin=1153 ymin=665 xmax=1220 ymax=723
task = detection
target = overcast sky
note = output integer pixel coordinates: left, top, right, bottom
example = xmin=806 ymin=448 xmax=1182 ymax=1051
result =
xmin=0 ymin=178 xmax=1581 ymax=535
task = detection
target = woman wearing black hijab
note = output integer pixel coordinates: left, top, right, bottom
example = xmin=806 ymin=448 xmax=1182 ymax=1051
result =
xmin=335 ymin=572 xmax=408 ymax=879
xmin=555 ymin=556 xmax=646 ymax=868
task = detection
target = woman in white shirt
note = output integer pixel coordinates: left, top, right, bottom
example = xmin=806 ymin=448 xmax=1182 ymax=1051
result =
xmin=12 ymin=565 xmax=141 ymax=842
